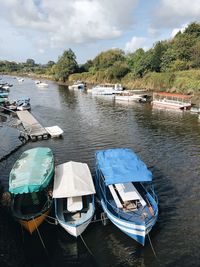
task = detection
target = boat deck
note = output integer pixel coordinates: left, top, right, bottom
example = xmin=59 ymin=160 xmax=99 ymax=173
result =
xmin=16 ymin=110 xmax=49 ymax=141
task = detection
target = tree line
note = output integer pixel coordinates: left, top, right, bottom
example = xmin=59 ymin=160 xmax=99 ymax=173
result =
xmin=1 ymin=22 xmax=200 ymax=90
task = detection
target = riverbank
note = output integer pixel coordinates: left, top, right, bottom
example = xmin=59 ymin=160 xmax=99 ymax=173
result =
xmin=1 ymin=70 xmax=200 ymax=105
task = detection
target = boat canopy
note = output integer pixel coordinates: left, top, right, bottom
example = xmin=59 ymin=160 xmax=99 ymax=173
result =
xmin=9 ymin=147 xmax=54 ymax=194
xmin=53 ymin=161 xmax=96 ymax=198
xmin=96 ymin=148 xmax=152 ymax=185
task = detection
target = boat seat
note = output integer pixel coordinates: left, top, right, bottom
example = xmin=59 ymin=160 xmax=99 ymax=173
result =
xmin=115 ymin=183 xmax=146 ymax=207
xmin=67 ymin=196 xmax=83 ymax=212
xmin=108 ymin=185 xmax=123 ymax=208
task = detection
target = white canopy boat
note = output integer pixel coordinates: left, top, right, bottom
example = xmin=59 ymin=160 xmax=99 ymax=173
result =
xmin=53 ymin=161 xmax=96 ymax=237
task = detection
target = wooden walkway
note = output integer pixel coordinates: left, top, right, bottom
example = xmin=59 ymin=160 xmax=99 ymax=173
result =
xmin=16 ymin=110 xmax=49 ymax=141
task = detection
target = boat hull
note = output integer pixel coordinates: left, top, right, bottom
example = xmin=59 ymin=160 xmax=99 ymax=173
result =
xmin=17 ymin=208 xmax=51 ymax=234
xmin=152 ymin=100 xmax=191 ymax=110
xmin=58 ymin=215 xmax=93 ymax=237
xmin=101 ymin=200 xmax=147 ymax=245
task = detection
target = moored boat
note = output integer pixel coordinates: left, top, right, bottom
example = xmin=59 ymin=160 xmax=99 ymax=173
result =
xmin=152 ymin=92 xmax=192 ymax=110
xmin=92 ymin=83 xmax=123 ymax=95
xmin=9 ymin=147 xmax=55 ymax=234
xmin=68 ymin=81 xmax=86 ymax=90
xmin=95 ymin=148 xmax=158 ymax=245
xmin=115 ymin=91 xmax=148 ymax=102
xmin=53 ymin=161 xmax=96 ymax=237
xmin=16 ymin=97 xmax=31 ymax=111
xmin=36 ymin=82 xmax=48 ymax=87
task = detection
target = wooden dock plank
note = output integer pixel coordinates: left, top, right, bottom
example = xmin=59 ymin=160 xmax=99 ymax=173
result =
xmin=16 ymin=110 xmax=48 ymax=140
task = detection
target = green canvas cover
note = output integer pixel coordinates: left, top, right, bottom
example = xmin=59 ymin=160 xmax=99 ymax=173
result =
xmin=9 ymin=147 xmax=54 ymax=194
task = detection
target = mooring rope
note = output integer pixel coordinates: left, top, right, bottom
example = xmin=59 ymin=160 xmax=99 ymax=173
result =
xmin=147 ymin=233 xmax=157 ymax=259
xmin=79 ymin=233 xmax=93 ymax=257
xmin=32 ymin=218 xmax=47 ymax=253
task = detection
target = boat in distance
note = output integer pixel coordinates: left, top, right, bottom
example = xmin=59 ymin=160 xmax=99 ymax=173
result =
xmin=9 ymin=147 xmax=55 ymax=234
xmin=53 ymin=161 xmax=96 ymax=237
xmin=152 ymin=92 xmax=192 ymax=110
xmin=92 ymin=83 xmax=123 ymax=95
xmin=68 ymin=80 xmax=86 ymax=90
xmin=95 ymin=148 xmax=158 ymax=245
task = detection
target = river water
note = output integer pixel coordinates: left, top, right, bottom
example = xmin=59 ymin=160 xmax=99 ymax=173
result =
xmin=0 ymin=76 xmax=200 ymax=267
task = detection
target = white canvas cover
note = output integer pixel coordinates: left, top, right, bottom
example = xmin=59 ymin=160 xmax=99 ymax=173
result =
xmin=53 ymin=161 xmax=96 ymax=198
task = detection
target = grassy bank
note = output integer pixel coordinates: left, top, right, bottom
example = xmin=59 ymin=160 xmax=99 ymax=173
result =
xmin=69 ymin=69 xmax=200 ymax=95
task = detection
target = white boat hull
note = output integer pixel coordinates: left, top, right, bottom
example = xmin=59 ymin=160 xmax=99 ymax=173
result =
xmin=58 ymin=216 xmax=93 ymax=237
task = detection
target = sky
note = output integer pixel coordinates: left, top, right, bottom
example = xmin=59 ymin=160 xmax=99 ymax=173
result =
xmin=0 ymin=0 xmax=200 ymax=64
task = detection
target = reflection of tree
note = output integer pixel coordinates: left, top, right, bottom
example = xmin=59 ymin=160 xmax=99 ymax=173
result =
xmin=57 ymin=85 xmax=78 ymax=109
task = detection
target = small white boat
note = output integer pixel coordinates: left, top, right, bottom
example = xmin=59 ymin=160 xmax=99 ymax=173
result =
xmin=68 ymin=81 xmax=86 ymax=90
xmin=53 ymin=161 xmax=96 ymax=237
xmin=115 ymin=91 xmax=148 ymax=102
xmin=16 ymin=97 xmax=31 ymax=111
xmin=92 ymin=83 xmax=123 ymax=95
xmin=17 ymin=78 xmax=24 ymax=82
xmin=36 ymin=82 xmax=48 ymax=87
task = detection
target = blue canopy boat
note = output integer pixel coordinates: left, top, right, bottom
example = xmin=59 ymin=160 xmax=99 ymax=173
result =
xmin=9 ymin=147 xmax=54 ymax=233
xmin=95 ymin=148 xmax=158 ymax=245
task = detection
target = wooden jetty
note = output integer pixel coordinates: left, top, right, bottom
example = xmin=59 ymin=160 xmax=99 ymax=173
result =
xmin=16 ymin=110 xmax=49 ymax=141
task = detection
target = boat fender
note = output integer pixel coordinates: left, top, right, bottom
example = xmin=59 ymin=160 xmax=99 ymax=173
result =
xmin=101 ymin=212 xmax=108 ymax=226
xmin=148 ymin=205 xmax=155 ymax=216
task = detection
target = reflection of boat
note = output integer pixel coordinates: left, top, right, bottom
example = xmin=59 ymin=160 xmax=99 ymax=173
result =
xmin=95 ymin=148 xmax=158 ymax=246
xmin=152 ymin=92 xmax=192 ymax=110
xmin=9 ymin=147 xmax=55 ymax=234
xmin=53 ymin=161 xmax=96 ymax=237
xmin=16 ymin=97 xmax=31 ymax=110
xmin=68 ymin=81 xmax=86 ymax=90
xmin=92 ymin=84 xmax=123 ymax=95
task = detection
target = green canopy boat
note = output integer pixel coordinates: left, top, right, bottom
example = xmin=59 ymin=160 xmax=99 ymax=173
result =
xmin=9 ymin=147 xmax=55 ymax=233
xmin=9 ymin=147 xmax=54 ymax=194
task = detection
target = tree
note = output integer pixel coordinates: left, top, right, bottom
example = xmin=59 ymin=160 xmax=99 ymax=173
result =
xmin=150 ymin=41 xmax=167 ymax=72
xmin=26 ymin=58 xmax=35 ymax=67
xmin=54 ymin=49 xmax=78 ymax=82
xmin=93 ymin=49 xmax=125 ymax=70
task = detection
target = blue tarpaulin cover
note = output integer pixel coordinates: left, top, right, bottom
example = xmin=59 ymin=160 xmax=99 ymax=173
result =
xmin=96 ymin=148 xmax=152 ymax=185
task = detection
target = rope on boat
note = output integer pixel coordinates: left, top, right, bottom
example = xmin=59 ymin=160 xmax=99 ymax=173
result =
xmin=44 ymin=214 xmax=58 ymax=225
xmin=147 ymin=233 xmax=157 ymax=259
xmin=33 ymin=218 xmax=48 ymax=254
xmin=79 ymin=233 xmax=94 ymax=257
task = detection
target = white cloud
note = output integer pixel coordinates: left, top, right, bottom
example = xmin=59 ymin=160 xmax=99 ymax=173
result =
xmin=125 ymin=36 xmax=147 ymax=53
xmin=170 ymin=23 xmax=188 ymax=38
xmin=0 ymin=0 xmax=138 ymax=48
xmin=153 ymin=0 xmax=200 ymax=28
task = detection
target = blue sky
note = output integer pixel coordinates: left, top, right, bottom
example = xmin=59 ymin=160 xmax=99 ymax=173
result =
xmin=0 ymin=0 xmax=199 ymax=64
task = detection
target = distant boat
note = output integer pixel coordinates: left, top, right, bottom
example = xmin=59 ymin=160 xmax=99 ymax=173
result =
xmin=16 ymin=97 xmax=31 ymax=111
xmin=53 ymin=161 xmax=96 ymax=237
xmin=36 ymin=81 xmax=48 ymax=87
xmin=92 ymin=83 xmax=123 ymax=95
xmin=9 ymin=147 xmax=55 ymax=234
xmin=152 ymin=92 xmax=192 ymax=110
xmin=17 ymin=78 xmax=24 ymax=82
xmin=115 ymin=91 xmax=148 ymax=102
xmin=68 ymin=81 xmax=86 ymax=90
xmin=95 ymin=148 xmax=158 ymax=246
